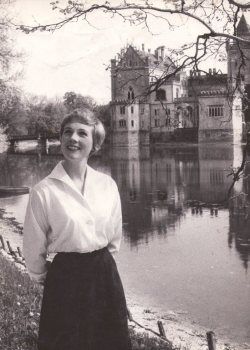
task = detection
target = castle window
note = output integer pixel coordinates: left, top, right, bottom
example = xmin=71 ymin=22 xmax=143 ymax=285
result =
xmin=131 ymin=106 xmax=134 ymax=114
xmin=210 ymin=169 xmax=224 ymax=185
xmin=176 ymin=88 xmax=179 ymax=98
xmin=119 ymin=119 xmax=126 ymax=128
xmin=154 ymin=109 xmax=159 ymax=116
xmin=128 ymin=86 xmax=135 ymax=101
xmin=187 ymin=106 xmax=193 ymax=117
xmin=156 ymin=89 xmax=166 ymax=101
xmin=154 ymin=119 xmax=160 ymax=127
xmin=166 ymin=109 xmax=170 ymax=116
xmin=131 ymin=120 xmax=134 ymax=127
xmin=208 ymin=105 xmax=224 ymax=117
xmin=141 ymin=107 xmax=145 ymax=115
xmin=120 ymin=106 xmax=126 ymax=114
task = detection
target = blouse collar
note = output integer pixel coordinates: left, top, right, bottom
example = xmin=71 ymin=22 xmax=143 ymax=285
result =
xmin=48 ymin=161 xmax=95 ymax=199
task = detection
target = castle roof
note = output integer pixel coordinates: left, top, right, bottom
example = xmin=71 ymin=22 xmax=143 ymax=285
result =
xmin=136 ymin=47 xmax=174 ymax=68
xmin=116 ymin=45 xmax=176 ymax=71
xmin=237 ymin=14 xmax=250 ymax=36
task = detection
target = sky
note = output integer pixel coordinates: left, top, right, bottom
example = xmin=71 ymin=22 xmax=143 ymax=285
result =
xmin=10 ymin=0 xmax=227 ymax=104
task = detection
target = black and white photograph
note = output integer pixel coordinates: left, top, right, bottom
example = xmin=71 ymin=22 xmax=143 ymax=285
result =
xmin=0 ymin=1 xmax=250 ymax=349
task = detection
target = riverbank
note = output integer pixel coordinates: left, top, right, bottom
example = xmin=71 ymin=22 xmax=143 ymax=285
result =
xmin=0 ymin=216 xmax=249 ymax=350
xmin=0 ymin=218 xmax=170 ymax=350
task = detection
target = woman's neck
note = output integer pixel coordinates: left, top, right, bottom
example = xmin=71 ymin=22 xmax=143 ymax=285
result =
xmin=62 ymin=159 xmax=87 ymax=181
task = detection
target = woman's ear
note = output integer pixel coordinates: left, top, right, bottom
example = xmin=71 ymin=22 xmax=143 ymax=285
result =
xmin=89 ymin=145 xmax=100 ymax=157
xmin=94 ymin=145 xmax=100 ymax=152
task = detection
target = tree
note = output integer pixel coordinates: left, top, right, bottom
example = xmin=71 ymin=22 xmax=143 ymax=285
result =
xmin=63 ymin=91 xmax=97 ymax=112
xmin=94 ymin=104 xmax=111 ymax=128
xmin=0 ymin=0 xmax=24 ymax=136
xmin=24 ymin=95 xmax=67 ymax=135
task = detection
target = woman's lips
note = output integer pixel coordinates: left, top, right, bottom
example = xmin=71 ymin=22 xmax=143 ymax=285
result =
xmin=67 ymin=145 xmax=80 ymax=151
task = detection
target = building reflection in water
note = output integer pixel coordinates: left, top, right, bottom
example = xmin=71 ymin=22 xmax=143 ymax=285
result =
xmin=1 ymin=143 xmax=250 ymax=266
xmin=110 ymin=145 xmax=237 ymax=246
xmin=228 ymin=146 xmax=250 ymax=270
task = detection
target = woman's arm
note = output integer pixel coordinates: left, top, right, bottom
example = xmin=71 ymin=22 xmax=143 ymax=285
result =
xmin=107 ymin=182 xmax=122 ymax=256
xmin=23 ymin=188 xmax=49 ymax=285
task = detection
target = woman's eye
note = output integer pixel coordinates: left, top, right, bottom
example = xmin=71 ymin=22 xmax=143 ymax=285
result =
xmin=63 ymin=130 xmax=72 ymax=135
xmin=79 ymin=131 xmax=87 ymax=137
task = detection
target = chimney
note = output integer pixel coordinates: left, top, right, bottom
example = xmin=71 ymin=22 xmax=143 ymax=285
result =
xmin=148 ymin=49 xmax=151 ymax=53
xmin=142 ymin=43 xmax=145 ymax=51
xmin=213 ymin=68 xmax=216 ymax=75
xmin=209 ymin=68 xmax=212 ymax=75
xmin=156 ymin=46 xmax=162 ymax=59
xmin=111 ymin=59 xmax=116 ymax=69
xmin=160 ymin=46 xmax=165 ymax=59
xmin=155 ymin=49 xmax=159 ymax=60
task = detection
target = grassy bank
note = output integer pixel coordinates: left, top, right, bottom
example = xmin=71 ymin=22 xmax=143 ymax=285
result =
xmin=0 ymin=253 xmax=42 ymax=349
xmin=0 ymin=252 xmax=174 ymax=350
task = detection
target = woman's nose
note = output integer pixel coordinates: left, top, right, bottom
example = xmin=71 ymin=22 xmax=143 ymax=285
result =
xmin=70 ymin=131 xmax=79 ymax=141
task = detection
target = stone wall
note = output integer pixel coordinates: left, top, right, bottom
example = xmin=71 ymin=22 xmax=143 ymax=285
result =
xmin=199 ymin=129 xmax=233 ymax=143
xmin=112 ymin=130 xmax=139 ymax=146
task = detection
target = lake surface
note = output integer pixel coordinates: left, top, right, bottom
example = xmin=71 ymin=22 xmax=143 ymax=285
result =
xmin=0 ymin=143 xmax=250 ymax=345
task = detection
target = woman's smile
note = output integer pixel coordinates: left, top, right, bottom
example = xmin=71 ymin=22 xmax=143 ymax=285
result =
xmin=67 ymin=144 xmax=81 ymax=151
xmin=60 ymin=122 xmax=94 ymax=161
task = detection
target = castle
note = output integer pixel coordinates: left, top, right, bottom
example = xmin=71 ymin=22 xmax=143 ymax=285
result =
xmin=110 ymin=14 xmax=250 ymax=146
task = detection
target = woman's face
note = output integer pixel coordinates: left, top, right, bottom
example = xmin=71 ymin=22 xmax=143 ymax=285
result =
xmin=60 ymin=122 xmax=94 ymax=162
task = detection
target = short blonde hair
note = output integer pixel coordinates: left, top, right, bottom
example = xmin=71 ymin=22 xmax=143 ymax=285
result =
xmin=60 ymin=109 xmax=106 ymax=154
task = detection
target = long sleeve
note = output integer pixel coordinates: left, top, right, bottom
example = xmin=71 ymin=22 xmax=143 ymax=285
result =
xmin=107 ymin=183 xmax=122 ymax=256
xmin=23 ymin=189 xmax=49 ymax=284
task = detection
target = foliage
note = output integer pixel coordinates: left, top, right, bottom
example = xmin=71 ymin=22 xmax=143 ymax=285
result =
xmin=0 ymin=0 xmax=20 ymax=81
xmin=0 ymin=124 xmax=8 ymax=152
xmin=129 ymin=327 xmax=176 ymax=350
xmin=0 ymin=84 xmax=27 ymax=135
xmin=0 ymin=90 xmax=110 ymax=138
xmin=94 ymin=104 xmax=111 ymax=127
xmin=0 ymin=253 xmax=42 ymax=350
xmin=0 ymin=1 xmax=24 ymax=136
xmin=25 ymin=95 xmax=67 ymax=136
xmin=63 ymin=91 xmax=97 ymax=112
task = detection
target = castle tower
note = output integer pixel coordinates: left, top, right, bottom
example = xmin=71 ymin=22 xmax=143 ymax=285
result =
xmin=110 ymin=44 xmax=184 ymax=146
xmin=227 ymin=14 xmax=250 ymax=91
xmin=227 ymin=14 xmax=250 ymax=142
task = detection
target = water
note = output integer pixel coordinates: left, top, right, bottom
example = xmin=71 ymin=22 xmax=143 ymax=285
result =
xmin=0 ymin=143 xmax=250 ymax=345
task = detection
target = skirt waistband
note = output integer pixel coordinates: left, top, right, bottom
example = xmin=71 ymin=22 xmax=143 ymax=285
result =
xmin=56 ymin=246 xmax=108 ymax=258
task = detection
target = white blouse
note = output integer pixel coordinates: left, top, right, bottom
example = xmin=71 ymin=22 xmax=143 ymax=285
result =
xmin=23 ymin=161 xmax=122 ymax=284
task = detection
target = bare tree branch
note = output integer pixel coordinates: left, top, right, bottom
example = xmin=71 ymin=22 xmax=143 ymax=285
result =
xmin=228 ymin=0 xmax=250 ymax=9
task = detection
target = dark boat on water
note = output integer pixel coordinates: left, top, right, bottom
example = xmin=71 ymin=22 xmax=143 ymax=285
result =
xmin=0 ymin=186 xmax=30 ymax=197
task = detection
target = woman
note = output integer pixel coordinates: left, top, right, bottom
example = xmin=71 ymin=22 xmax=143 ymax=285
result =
xmin=23 ymin=109 xmax=132 ymax=350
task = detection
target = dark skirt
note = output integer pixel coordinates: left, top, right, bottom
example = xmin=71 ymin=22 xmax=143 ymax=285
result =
xmin=38 ymin=247 xmax=132 ymax=350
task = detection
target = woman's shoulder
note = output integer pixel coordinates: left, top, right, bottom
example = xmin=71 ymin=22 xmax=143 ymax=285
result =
xmin=31 ymin=174 xmax=55 ymax=196
xmin=88 ymin=165 xmax=118 ymax=188
xmin=32 ymin=162 xmax=62 ymax=194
